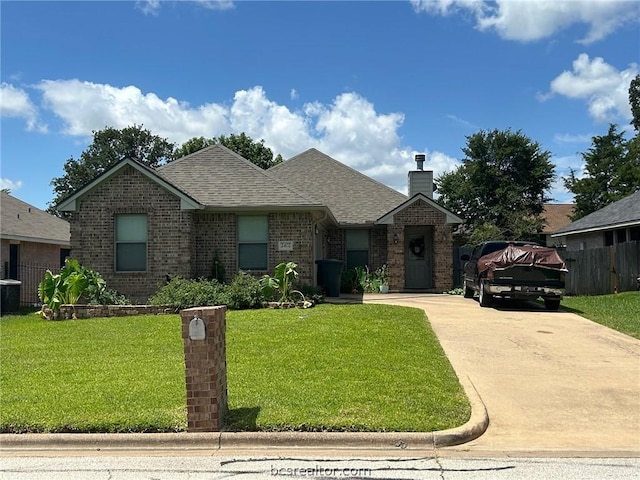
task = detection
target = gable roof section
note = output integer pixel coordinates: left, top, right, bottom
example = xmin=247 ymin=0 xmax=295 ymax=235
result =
xmin=552 ymin=190 xmax=640 ymax=237
xmin=376 ymin=193 xmax=464 ymax=225
xmin=541 ymin=203 xmax=575 ymax=234
xmin=268 ymin=148 xmax=408 ymax=225
xmin=57 ymin=158 xmax=201 ymax=212
xmin=1 ymin=192 xmax=70 ymax=245
xmin=157 ymin=145 xmax=324 ymax=210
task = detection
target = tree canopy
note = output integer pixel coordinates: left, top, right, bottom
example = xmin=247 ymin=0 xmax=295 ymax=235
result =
xmin=49 ymin=125 xmax=175 ymax=215
xmin=563 ymin=124 xmax=640 ymax=220
xmin=435 ymin=129 xmax=555 ymax=243
xmin=174 ymin=133 xmax=283 ymax=169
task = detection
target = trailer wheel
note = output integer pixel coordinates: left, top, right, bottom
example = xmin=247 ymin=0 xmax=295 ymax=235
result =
xmin=479 ymin=280 xmax=492 ymax=307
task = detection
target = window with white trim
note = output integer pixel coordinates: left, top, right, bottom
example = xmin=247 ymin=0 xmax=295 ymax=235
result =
xmin=345 ymin=230 xmax=369 ymax=270
xmin=115 ymin=214 xmax=148 ymax=271
xmin=238 ymin=216 xmax=268 ymax=270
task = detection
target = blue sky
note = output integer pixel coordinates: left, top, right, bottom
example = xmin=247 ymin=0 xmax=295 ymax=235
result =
xmin=1 ymin=0 xmax=638 ymax=211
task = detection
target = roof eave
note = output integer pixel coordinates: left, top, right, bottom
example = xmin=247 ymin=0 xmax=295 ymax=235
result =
xmin=375 ymin=193 xmax=464 ymax=225
xmin=0 ymin=233 xmax=71 ymax=246
xmin=551 ymin=219 xmax=640 ymax=237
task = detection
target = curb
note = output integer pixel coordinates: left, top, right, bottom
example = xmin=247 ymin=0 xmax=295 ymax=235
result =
xmin=0 ymin=376 xmax=488 ymax=452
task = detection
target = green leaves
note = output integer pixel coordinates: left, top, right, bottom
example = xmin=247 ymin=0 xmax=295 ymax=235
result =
xmin=436 ymin=128 xmax=555 ymax=242
xmin=259 ymin=261 xmax=300 ymax=303
xmin=37 ymin=259 xmax=113 ymax=316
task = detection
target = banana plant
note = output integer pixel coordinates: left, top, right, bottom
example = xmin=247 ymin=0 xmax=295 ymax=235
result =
xmin=259 ymin=261 xmax=306 ymax=305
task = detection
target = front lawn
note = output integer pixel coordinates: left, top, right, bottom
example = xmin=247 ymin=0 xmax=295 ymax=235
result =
xmin=0 ymin=304 xmax=470 ymax=433
xmin=562 ymin=291 xmax=640 ymax=339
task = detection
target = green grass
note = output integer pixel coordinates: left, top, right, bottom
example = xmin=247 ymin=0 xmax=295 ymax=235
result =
xmin=0 ymin=304 xmax=470 ymax=433
xmin=225 ymin=304 xmax=470 ymax=432
xmin=0 ymin=314 xmax=186 ymax=433
xmin=562 ymin=291 xmax=640 ymax=339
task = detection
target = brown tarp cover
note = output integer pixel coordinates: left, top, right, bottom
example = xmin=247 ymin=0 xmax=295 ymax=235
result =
xmin=478 ymin=244 xmax=568 ymax=275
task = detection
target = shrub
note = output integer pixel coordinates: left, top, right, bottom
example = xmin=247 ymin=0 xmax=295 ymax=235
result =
xmin=148 ymin=276 xmax=226 ymax=310
xmin=226 ymin=272 xmax=264 ymax=310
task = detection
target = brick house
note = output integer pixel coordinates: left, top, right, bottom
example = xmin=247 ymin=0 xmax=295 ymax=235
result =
xmin=1 ymin=192 xmax=71 ymax=305
xmin=58 ymin=145 xmax=462 ymax=302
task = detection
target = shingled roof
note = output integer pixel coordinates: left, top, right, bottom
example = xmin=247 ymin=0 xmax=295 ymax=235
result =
xmin=1 ymin=192 xmax=70 ymax=245
xmin=158 ymin=144 xmax=323 ymax=210
xmin=552 ymin=190 xmax=640 ymax=237
xmin=268 ymin=148 xmax=407 ymax=225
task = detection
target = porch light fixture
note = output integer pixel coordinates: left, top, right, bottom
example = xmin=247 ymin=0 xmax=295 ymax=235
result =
xmin=393 ymin=233 xmax=399 ymax=244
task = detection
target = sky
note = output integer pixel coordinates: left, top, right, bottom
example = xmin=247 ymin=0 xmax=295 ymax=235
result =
xmin=1 ymin=0 xmax=639 ymax=211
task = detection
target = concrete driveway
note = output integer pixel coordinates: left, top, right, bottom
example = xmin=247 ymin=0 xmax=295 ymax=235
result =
xmin=365 ymin=293 xmax=640 ymax=456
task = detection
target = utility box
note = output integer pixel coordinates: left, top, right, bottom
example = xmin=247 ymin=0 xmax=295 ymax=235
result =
xmin=0 ymin=279 xmax=21 ymax=315
xmin=316 ymin=259 xmax=343 ymax=297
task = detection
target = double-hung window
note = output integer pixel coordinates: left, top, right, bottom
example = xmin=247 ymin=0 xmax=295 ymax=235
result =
xmin=345 ymin=230 xmax=369 ymax=270
xmin=238 ymin=216 xmax=268 ymax=270
xmin=115 ymin=214 xmax=148 ymax=271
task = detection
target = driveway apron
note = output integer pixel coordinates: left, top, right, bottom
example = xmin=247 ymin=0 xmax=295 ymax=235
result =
xmin=365 ymin=294 xmax=640 ymax=454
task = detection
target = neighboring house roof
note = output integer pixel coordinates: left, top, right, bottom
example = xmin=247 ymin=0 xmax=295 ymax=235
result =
xmin=57 ymin=158 xmax=202 ymax=212
xmin=552 ymin=190 xmax=640 ymax=237
xmin=268 ymin=148 xmax=408 ymax=225
xmin=1 ymin=192 xmax=70 ymax=245
xmin=541 ymin=204 xmax=575 ymax=234
xmin=158 ymin=145 xmax=324 ymax=210
xmin=376 ymin=193 xmax=463 ymax=225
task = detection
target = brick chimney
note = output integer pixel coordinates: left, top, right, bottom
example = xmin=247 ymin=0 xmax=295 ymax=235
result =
xmin=408 ymin=153 xmax=434 ymax=198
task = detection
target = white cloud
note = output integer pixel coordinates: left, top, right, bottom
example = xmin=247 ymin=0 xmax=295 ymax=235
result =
xmin=290 ymin=89 xmax=298 ymax=100
xmin=28 ymin=79 xmax=461 ymax=194
xmin=136 ymin=0 xmax=233 ymax=15
xmin=195 ymin=0 xmax=234 ymax=11
xmin=411 ymin=0 xmax=639 ymax=43
xmin=0 ymin=178 xmax=23 ymax=192
xmin=545 ymin=53 xmax=638 ymax=123
xmin=0 ymin=83 xmax=46 ymax=132
xmin=553 ymin=133 xmax=592 ymax=144
xmin=136 ymin=0 xmax=160 ymax=16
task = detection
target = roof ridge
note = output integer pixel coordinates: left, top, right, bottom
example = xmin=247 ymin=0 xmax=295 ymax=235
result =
xmin=278 ymin=148 xmax=408 ymax=199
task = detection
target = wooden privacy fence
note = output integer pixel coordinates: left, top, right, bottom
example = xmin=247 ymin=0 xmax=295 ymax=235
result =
xmin=562 ymin=241 xmax=640 ymax=296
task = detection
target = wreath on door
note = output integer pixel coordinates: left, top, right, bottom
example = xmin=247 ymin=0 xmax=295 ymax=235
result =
xmin=409 ymin=237 xmax=425 ymax=257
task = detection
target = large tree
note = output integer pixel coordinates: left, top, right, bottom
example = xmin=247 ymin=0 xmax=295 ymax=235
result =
xmin=629 ymin=74 xmax=640 ymax=132
xmin=49 ymin=125 xmax=175 ymax=215
xmin=564 ymin=124 xmax=640 ymax=220
xmin=174 ymin=133 xmax=283 ymax=169
xmin=436 ymin=129 xmax=555 ymax=243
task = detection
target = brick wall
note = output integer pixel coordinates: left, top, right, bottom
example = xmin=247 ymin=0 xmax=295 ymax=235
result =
xmin=193 ymin=212 xmax=236 ymax=281
xmin=370 ymin=227 xmax=388 ymax=272
xmin=180 ymin=306 xmax=227 ymax=432
xmin=268 ymin=212 xmax=314 ymax=286
xmin=69 ymin=165 xmax=193 ymax=303
xmin=389 ymin=199 xmax=454 ymax=291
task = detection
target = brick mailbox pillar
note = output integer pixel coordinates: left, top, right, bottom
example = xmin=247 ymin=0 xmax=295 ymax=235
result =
xmin=180 ymin=306 xmax=228 ymax=432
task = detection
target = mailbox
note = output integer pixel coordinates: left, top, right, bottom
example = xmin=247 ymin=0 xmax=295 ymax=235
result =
xmin=188 ymin=314 xmax=206 ymax=340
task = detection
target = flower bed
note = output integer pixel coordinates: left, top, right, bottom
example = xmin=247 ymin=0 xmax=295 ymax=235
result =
xmin=57 ymin=304 xmax=174 ymax=319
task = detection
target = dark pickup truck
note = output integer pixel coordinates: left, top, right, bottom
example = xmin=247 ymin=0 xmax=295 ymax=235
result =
xmin=461 ymin=241 xmax=567 ymax=310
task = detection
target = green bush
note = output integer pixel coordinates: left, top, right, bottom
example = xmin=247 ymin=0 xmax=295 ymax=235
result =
xmin=226 ymin=272 xmax=264 ymax=310
xmin=148 ymin=276 xmax=226 ymax=310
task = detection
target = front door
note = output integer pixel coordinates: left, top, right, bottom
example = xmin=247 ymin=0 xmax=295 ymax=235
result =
xmin=405 ymin=227 xmax=433 ymax=289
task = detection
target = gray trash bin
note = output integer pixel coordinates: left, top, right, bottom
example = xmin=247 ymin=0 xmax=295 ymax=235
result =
xmin=1 ymin=279 xmax=21 ymax=315
xmin=315 ymin=259 xmax=343 ymax=297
